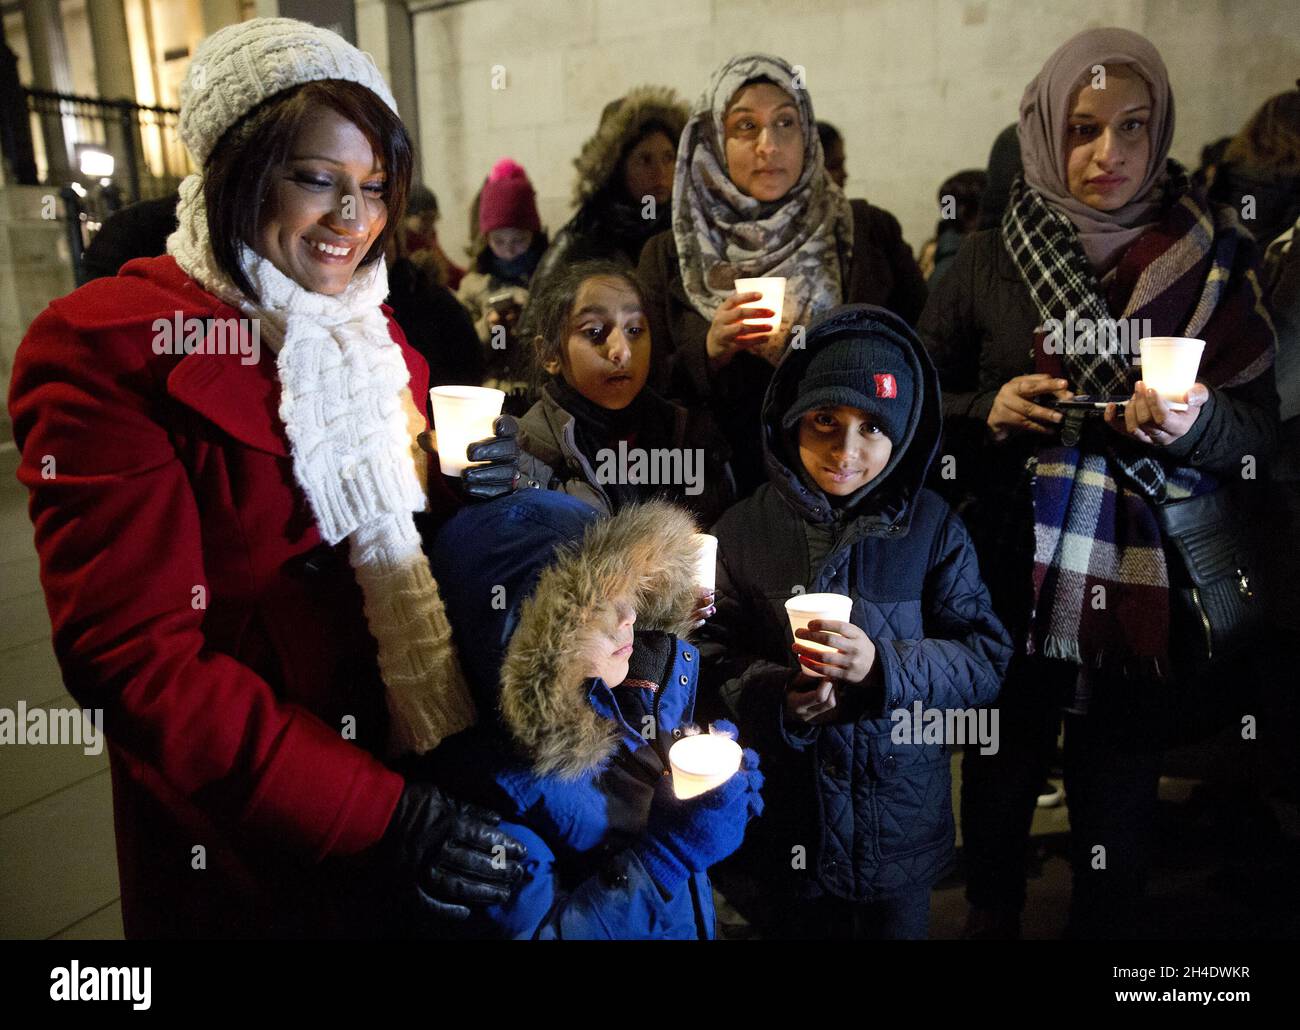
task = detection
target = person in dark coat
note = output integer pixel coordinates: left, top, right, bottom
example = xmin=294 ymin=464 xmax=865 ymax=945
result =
xmin=385 ymin=230 xmax=486 ymax=391
xmin=426 ymin=491 xmax=765 ymax=939
xmin=697 ymin=303 xmax=1011 ymax=939
xmin=637 ymin=53 xmax=927 ymax=499
xmin=457 ymin=159 xmax=549 ymax=413
xmin=530 ymin=86 xmax=688 ymax=296
xmin=1208 ymin=87 xmax=1300 ymax=249
xmin=7 ymin=18 xmax=526 ymax=938
xmin=930 ymin=169 xmax=988 ymax=288
xmin=516 ymin=259 xmax=736 ymax=525
xmin=918 ymin=27 xmax=1279 ymax=939
xmin=81 ymin=191 xmax=180 ymax=281
xmin=402 ymin=184 xmax=465 ymax=290
xmin=975 ymin=123 xmax=1022 ymax=231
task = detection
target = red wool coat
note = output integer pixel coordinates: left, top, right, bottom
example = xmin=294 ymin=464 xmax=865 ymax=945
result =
xmin=8 ymin=255 xmax=450 ymax=937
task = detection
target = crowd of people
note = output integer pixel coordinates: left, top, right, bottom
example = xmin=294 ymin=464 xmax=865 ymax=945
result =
xmin=8 ymin=15 xmax=1298 ymax=940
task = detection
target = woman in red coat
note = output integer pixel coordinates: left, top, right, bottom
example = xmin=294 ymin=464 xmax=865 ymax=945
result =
xmin=7 ymin=17 xmax=524 ymax=938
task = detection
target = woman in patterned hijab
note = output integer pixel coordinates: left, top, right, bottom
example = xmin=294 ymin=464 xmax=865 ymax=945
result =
xmin=638 ymin=52 xmax=925 ymax=495
xmin=672 ymin=53 xmax=854 ymax=366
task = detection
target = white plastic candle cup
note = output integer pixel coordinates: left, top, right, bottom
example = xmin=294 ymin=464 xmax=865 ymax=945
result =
xmin=734 ymin=276 xmax=786 ymax=330
xmin=1138 ymin=337 xmax=1205 ymax=411
xmin=669 ymin=732 xmax=743 ymax=800
xmin=429 ymin=386 xmax=505 ymax=476
xmin=693 ymin=533 xmax=718 ymax=592
xmin=785 ymin=592 xmax=854 ymax=675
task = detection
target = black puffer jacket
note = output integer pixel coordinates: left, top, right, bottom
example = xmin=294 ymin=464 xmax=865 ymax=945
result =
xmin=917 ymin=228 xmax=1280 ymax=641
xmin=638 ymin=200 xmax=928 ymax=497
xmin=698 ymin=304 xmax=1010 ymax=904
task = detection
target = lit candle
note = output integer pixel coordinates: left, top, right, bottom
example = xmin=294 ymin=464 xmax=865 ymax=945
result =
xmin=429 ymin=385 xmax=505 ymax=476
xmin=669 ymin=731 xmax=743 ymax=800
xmin=692 ymin=533 xmax=718 ymax=592
xmin=734 ymin=276 xmax=786 ymax=330
xmin=1137 ymin=337 xmax=1204 ymax=411
xmin=784 ymin=592 xmax=853 ymax=675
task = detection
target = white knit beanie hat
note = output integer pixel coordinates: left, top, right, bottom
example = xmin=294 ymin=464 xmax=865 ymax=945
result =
xmin=179 ymin=16 xmax=398 ymax=167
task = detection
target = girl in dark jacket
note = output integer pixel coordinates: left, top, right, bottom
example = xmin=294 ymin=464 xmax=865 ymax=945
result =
xmin=531 ymin=86 xmax=688 ymax=296
xmin=427 ymin=492 xmax=764 ymax=939
xmin=638 ymin=53 xmax=927 ymax=498
xmin=517 ymin=259 xmax=736 ymax=525
xmin=698 ymin=304 xmax=1011 ymax=939
xmin=918 ymin=27 xmax=1279 ymax=939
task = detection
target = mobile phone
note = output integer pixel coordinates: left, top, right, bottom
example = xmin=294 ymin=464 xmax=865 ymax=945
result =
xmin=1053 ymin=395 xmax=1129 ymax=410
xmin=487 ymin=290 xmax=521 ymax=315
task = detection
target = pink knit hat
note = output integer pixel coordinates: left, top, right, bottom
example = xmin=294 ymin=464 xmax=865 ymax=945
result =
xmin=478 ymin=158 xmax=542 ymax=234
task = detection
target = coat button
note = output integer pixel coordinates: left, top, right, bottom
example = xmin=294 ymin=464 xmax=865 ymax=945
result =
xmin=601 ymin=865 xmax=629 ymax=888
xmin=679 ymin=674 xmax=689 ymax=686
xmin=683 ymin=651 xmax=693 ymax=662
xmin=890 ymin=695 xmax=901 ymax=707
xmin=672 ymin=727 xmax=683 ymax=738
xmin=884 ymin=755 xmax=897 ymax=771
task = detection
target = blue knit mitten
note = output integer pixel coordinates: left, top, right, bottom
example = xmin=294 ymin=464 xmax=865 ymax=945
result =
xmin=634 ymin=744 xmax=764 ymax=891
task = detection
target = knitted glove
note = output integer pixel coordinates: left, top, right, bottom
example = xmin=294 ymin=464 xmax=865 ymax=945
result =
xmin=381 ymin=780 xmax=527 ymax=921
xmin=633 ymin=743 xmax=764 ymax=891
xmin=419 ymin=415 xmax=522 ymax=501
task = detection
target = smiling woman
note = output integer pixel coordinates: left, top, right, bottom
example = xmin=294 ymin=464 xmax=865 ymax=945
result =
xmin=7 ymin=16 xmax=528 ymax=939
xmin=203 ymin=78 xmax=411 ymax=300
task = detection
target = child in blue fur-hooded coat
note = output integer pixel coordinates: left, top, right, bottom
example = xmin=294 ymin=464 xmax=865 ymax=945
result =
xmin=426 ymin=491 xmax=764 ymax=939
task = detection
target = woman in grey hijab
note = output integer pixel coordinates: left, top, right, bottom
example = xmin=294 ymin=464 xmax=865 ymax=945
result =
xmin=638 ymin=53 xmax=926 ymax=496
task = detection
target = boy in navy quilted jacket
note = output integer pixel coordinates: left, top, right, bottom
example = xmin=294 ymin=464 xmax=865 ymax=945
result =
xmin=698 ymin=304 xmax=1012 ymax=939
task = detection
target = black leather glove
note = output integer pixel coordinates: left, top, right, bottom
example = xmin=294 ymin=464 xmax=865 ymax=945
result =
xmin=382 ymin=781 xmax=527 ymax=921
xmin=419 ymin=414 xmax=522 ymax=501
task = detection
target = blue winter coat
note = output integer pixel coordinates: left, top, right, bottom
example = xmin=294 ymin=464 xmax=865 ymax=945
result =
xmin=698 ymin=304 xmax=1012 ymax=903
xmin=428 ymin=491 xmax=718 ymax=938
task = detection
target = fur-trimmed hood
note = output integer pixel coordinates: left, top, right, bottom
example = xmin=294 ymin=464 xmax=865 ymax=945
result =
xmin=431 ymin=492 xmax=701 ymax=779
xmin=572 ymin=86 xmax=689 ymax=206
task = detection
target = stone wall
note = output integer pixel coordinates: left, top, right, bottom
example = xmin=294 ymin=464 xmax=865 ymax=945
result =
xmin=408 ymin=0 xmax=1300 ymax=262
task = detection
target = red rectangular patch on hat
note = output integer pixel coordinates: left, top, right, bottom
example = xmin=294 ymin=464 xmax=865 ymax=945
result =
xmin=874 ymin=373 xmax=897 ymax=398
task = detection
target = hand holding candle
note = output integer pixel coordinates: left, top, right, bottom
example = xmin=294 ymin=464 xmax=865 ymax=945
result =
xmin=1136 ymin=337 xmax=1205 ymax=410
xmin=689 ymin=534 xmax=718 ymax=627
xmin=668 ymin=729 xmax=744 ymax=799
xmin=784 ymin=593 xmax=853 ymax=675
xmin=793 ymin=619 xmax=879 ymax=686
xmin=705 ymin=282 xmax=783 ymax=367
xmin=429 ymin=386 xmax=506 ymax=476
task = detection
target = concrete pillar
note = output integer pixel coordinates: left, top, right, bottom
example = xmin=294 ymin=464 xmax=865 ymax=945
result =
xmin=86 ymin=0 xmax=141 ymax=198
xmin=354 ymin=0 xmax=418 ymax=169
xmin=20 ymin=0 xmax=72 ymax=182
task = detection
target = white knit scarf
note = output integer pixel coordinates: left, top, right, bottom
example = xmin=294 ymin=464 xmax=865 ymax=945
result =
xmin=166 ymin=172 xmax=476 ymax=756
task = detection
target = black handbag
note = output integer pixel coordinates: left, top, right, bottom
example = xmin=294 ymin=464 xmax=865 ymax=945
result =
xmin=1154 ymin=485 xmax=1268 ymax=674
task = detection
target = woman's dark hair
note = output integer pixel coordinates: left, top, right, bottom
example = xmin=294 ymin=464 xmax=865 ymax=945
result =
xmin=203 ymin=79 xmax=413 ymax=301
xmin=817 ymin=121 xmax=842 ymax=151
xmin=524 ymin=259 xmax=649 ymax=379
xmin=1224 ymin=89 xmax=1300 ymax=175
xmin=935 ymin=168 xmax=988 ymax=235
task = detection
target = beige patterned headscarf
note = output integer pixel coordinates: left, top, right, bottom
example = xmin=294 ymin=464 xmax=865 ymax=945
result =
xmin=672 ymin=53 xmax=853 ymax=364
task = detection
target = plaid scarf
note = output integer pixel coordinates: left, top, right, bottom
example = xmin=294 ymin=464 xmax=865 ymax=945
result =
xmin=1002 ymin=164 xmax=1275 ymax=675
